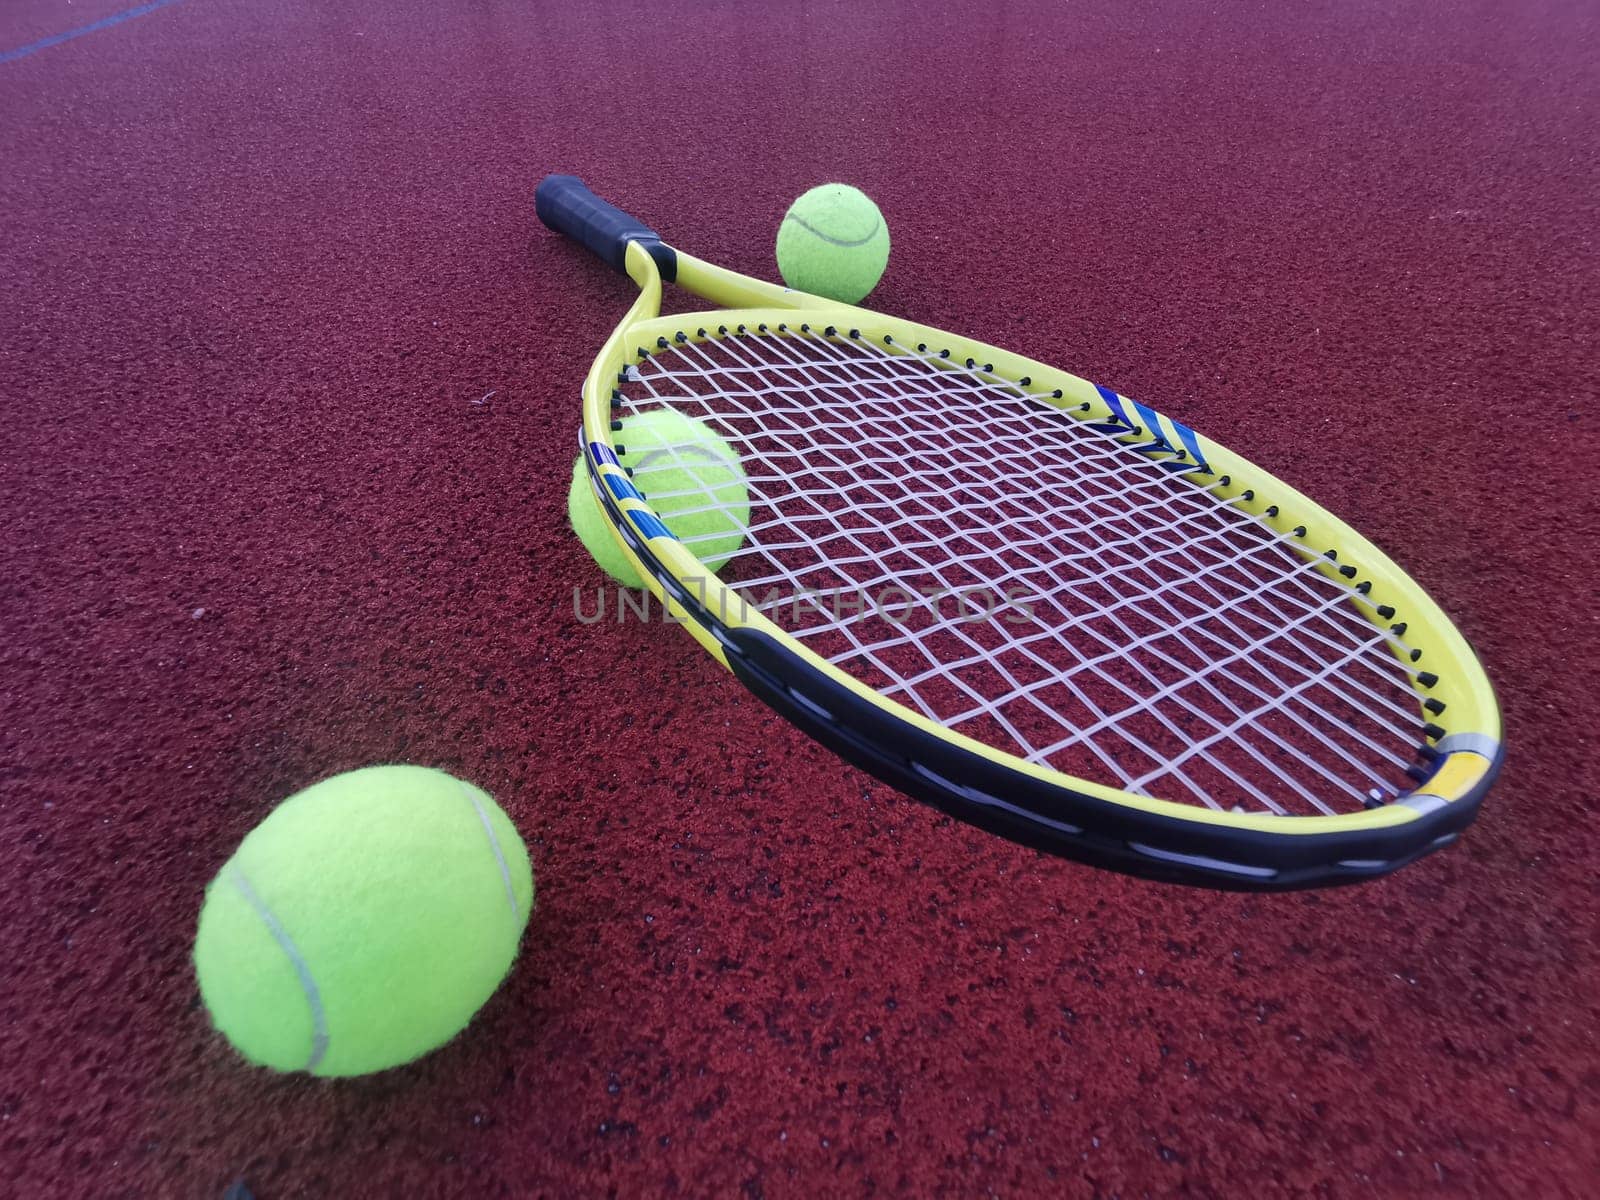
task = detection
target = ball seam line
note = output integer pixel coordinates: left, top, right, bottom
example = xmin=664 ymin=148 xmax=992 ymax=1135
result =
xmin=781 ymin=212 xmax=883 ymax=249
xmin=460 ymin=781 xmax=519 ymax=921
xmin=631 ymin=444 xmax=740 ymax=474
xmin=227 ymin=864 xmax=330 ymax=1072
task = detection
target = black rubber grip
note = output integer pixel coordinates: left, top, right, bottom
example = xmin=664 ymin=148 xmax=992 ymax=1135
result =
xmin=535 ymin=174 xmax=676 ymax=279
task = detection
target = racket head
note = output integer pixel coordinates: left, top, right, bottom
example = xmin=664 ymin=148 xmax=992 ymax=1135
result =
xmin=558 ymin=203 xmax=1500 ymax=891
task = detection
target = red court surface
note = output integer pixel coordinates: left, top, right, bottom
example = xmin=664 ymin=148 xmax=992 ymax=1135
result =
xmin=2 ymin=1 xmax=1596 ymax=1195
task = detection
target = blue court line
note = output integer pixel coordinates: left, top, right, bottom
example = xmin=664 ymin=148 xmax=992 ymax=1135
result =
xmin=0 ymin=0 xmax=185 ymax=66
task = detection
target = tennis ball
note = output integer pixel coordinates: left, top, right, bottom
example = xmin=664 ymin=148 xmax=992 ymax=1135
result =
xmin=193 ymin=765 xmax=533 ymax=1077
xmin=776 ymin=183 xmax=890 ymax=304
xmin=569 ymin=409 xmax=751 ymax=586
xmin=569 ymin=456 xmax=644 ymax=587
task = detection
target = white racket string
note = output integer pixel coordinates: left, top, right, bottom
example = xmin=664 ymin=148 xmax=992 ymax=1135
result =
xmin=616 ymin=328 xmax=1427 ymax=814
xmin=761 ymin=333 xmax=1424 ymax=727
xmin=706 ymin=334 xmax=1416 ymax=809
xmin=680 ymin=333 xmax=1403 ymax=812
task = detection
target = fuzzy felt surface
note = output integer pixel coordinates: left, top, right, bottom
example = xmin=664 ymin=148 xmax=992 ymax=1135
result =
xmin=1 ymin=0 xmax=1596 ymax=1196
xmin=777 ymin=184 xmax=891 ymax=303
xmin=569 ymin=409 xmax=751 ymax=590
xmin=568 ymin=456 xmax=644 ymax=589
xmin=193 ymin=766 xmax=533 ymax=1077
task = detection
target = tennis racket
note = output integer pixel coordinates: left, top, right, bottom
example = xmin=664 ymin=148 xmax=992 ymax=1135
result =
xmin=537 ymin=173 xmax=1500 ymax=891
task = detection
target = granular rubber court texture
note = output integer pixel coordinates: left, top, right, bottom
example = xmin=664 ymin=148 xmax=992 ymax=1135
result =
xmin=2 ymin=1 xmax=1595 ymax=1195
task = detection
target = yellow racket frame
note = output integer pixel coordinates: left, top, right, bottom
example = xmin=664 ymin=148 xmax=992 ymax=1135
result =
xmin=546 ymin=176 xmax=1500 ymax=888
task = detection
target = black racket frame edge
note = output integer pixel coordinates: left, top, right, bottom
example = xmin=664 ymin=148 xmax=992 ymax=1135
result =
xmin=596 ymin=472 xmax=1499 ymax=892
xmin=727 ymin=625 xmax=1496 ymax=891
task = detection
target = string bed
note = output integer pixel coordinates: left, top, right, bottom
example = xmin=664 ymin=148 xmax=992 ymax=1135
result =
xmin=614 ymin=326 xmax=1428 ymax=816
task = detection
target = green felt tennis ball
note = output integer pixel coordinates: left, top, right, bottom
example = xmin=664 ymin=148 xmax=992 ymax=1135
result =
xmin=776 ymin=183 xmax=890 ymax=304
xmin=193 ymin=765 xmax=533 ymax=1077
xmin=569 ymin=409 xmax=751 ymax=586
xmin=569 ymin=455 xmax=645 ymax=587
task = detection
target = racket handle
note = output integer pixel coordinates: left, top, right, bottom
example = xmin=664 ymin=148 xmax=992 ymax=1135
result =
xmin=535 ymin=174 xmax=676 ymax=279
